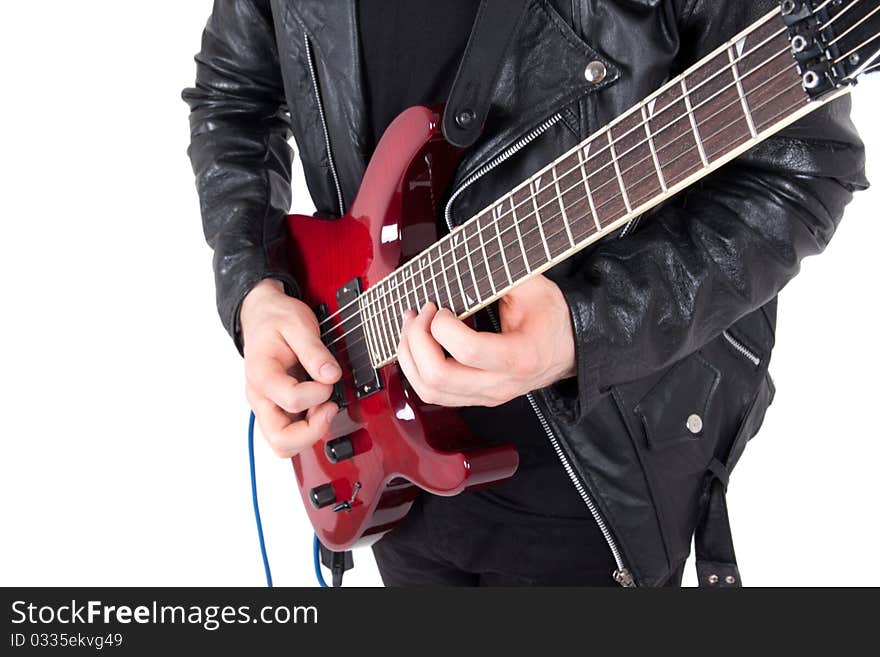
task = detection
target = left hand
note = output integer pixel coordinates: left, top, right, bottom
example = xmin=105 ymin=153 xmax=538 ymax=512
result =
xmin=397 ymin=274 xmax=576 ymax=407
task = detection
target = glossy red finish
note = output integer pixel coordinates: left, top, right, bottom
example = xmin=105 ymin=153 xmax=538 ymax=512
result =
xmin=286 ymin=106 xmax=519 ymax=551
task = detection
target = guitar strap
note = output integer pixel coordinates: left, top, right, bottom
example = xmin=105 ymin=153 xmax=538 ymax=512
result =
xmin=442 ymin=0 xmax=532 ymax=148
xmin=693 ymin=374 xmax=774 ymax=588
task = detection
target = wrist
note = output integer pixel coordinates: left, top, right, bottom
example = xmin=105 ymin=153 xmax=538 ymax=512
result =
xmin=241 ymin=278 xmax=285 ymax=330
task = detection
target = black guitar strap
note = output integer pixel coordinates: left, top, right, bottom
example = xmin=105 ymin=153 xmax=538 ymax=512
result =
xmin=693 ymin=374 xmax=774 ymax=588
xmin=443 ymin=0 xmax=532 ymax=148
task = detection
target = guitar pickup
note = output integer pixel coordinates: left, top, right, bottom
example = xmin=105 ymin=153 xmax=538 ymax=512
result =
xmin=336 ymin=278 xmax=383 ymax=399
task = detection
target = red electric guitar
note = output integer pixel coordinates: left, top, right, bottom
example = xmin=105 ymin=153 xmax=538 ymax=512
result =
xmin=287 ymin=1 xmax=880 ymax=552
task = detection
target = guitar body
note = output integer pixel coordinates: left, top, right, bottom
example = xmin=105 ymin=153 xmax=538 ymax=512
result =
xmin=287 ymin=106 xmax=520 ymax=552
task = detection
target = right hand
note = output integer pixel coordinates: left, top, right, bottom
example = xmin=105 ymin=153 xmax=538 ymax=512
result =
xmin=240 ymin=279 xmax=340 ymax=458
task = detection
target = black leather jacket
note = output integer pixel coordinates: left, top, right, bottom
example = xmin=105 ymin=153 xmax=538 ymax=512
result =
xmin=184 ymin=0 xmax=868 ymax=586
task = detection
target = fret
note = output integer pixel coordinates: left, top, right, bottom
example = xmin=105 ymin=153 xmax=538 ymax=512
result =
xmin=728 ymin=45 xmax=758 ymax=138
xmin=556 ymin=153 xmax=597 ymax=245
xmin=386 ymin=274 xmax=402 ymax=338
xmin=382 ymin=285 xmax=400 ymax=355
xmin=464 ymin=219 xmax=494 ymax=301
xmin=551 ymin=161 xmax=580 ymax=248
xmin=491 ymin=205 xmax=514 ymax=286
xmin=359 ymin=293 xmax=381 ymax=367
xmin=608 ymin=109 xmax=663 ymax=211
xmin=509 ymin=195 xmax=532 ymax=274
xmin=576 ymin=146 xmax=601 ymax=232
xmin=449 ymin=230 xmax=475 ymax=308
xmin=418 ymin=257 xmax=430 ymax=309
xmin=371 ymin=288 xmax=393 ymax=362
xmin=641 ymin=103 xmax=667 ymax=192
xmin=531 ymin=163 xmax=578 ymax=260
xmin=407 ymin=265 xmax=420 ymax=312
xmin=381 ymin=296 xmax=397 ymax=359
xmin=680 ymin=78 xmax=709 ymax=166
xmin=393 ymin=270 xmax=406 ymax=327
xmin=583 ymin=133 xmax=628 ymax=228
xmin=529 ymin=184 xmax=552 ymax=261
xmin=474 ymin=215 xmax=497 ymax=295
xmin=607 ymin=130 xmax=632 ymax=213
xmin=426 ymin=249 xmax=444 ymax=309
xmin=436 ymin=240 xmax=461 ymax=313
xmin=410 ymin=265 xmax=423 ymax=310
xmin=411 ymin=265 xmax=424 ymax=310
xmin=737 ymin=19 xmax=807 ymax=132
xmin=461 ymin=222 xmax=484 ymax=305
xmin=363 ymin=289 xmax=383 ymax=363
xmin=508 ymin=186 xmax=545 ymax=271
xmin=399 ymin=267 xmax=411 ymax=312
xmin=685 ymin=50 xmax=752 ymax=161
xmin=647 ymin=85 xmax=704 ymax=188
xmin=460 ymin=227 xmax=483 ymax=307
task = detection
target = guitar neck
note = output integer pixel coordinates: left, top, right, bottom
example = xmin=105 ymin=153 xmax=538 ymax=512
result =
xmin=360 ymin=6 xmax=846 ymax=368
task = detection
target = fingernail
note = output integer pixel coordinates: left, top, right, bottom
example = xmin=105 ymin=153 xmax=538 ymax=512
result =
xmin=320 ymin=362 xmax=341 ymax=380
xmin=324 ymin=407 xmax=337 ymax=423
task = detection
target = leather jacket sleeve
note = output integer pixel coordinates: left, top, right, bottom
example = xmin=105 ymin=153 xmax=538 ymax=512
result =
xmin=546 ymin=0 xmax=869 ymax=424
xmin=182 ymin=0 xmax=298 ymax=352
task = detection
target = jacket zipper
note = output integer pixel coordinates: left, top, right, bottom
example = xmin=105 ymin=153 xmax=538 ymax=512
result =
xmin=444 ymin=114 xmax=563 ymax=227
xmin=304 ymin=33 xmax=345 ymax=216
xmin=445 ymin=124 xmax=634 ymax=587
xmin=722 ymin=330 xmax=761 ymax=367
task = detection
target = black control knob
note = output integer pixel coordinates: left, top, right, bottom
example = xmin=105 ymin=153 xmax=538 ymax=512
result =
xmin=309 ymin=483 xmax=337 ymax=509
xmin=325 ymin=437 xmax=356 ymax=463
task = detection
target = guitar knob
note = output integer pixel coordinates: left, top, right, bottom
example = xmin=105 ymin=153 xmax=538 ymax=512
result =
xmin=325 ymin=436 xmax=355 ymax=463
xmin=309 ymin=483 xmax=337 ymax=509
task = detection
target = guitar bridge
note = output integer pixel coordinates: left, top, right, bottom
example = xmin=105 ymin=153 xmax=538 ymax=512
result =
xmin=335 ymin=278 xmax=383 ymax=399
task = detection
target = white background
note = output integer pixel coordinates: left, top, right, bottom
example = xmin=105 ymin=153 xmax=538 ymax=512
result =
xmin=1 ymin=2 xmax=877 ymax=587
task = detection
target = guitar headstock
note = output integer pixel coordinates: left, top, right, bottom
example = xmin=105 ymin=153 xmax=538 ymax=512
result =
xmin=782 ymin=0 xmax=880 ymax=98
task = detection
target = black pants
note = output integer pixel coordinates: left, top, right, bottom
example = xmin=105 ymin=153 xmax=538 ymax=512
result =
xmin=372 ymin=492 xmax=686 ymax=587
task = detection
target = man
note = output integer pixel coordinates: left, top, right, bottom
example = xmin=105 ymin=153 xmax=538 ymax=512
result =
xmin=184 ymin=0 xmax=867 ymax=586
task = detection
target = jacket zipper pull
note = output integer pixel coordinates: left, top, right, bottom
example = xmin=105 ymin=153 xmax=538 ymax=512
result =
xmin=613 ymin=569 xmax=635 ymax=587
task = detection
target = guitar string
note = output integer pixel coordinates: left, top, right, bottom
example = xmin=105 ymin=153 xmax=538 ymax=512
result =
xmin=337 ymin=60 xmax=809 ymax=359
xmin=829 ymin=2 xmax=880 ymax=47
xmin=344 ymin=86 xmax=814 ymax=372
xmin=316 ymin=0 xmax=849 ymax=333
xmin=326 ymin=39 xmax=795 ymax=348
xmin=317 ymin=22 xmax=789 ymax=334
xmin=837 ymin=28 xmax=880 ymax=67
xmin=326 ymin=45 xmax=802 ymax=352
xmin=334 ymin=1 xmax=869 ymax=363
xmin=331 ymin=74 xmax=810 ymax=364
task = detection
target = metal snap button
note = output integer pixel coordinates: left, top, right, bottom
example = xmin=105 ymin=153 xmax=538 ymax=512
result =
xmin=686 ymin=413 xmax=703 ymax=435
xmin=584 ymin=60 xmax=607 ymax=84
xmin=455 ymin=108 xmax=476 ymax=129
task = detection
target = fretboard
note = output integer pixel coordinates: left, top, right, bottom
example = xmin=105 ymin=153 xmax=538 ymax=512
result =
xmin=359 ymin=6 xmax=843 ymax=368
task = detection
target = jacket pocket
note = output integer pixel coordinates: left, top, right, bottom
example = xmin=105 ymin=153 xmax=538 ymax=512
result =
xmin=633 ymin=353 xmax=721 ymax=451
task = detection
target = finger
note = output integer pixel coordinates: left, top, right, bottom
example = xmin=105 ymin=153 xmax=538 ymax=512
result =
xmin=429 ymin=307 xmax=523 ymax=371
xmin=404 ymin=303 xmax=446 ymax=370
xmin=279 ymin=325 xmax=341 ymax=384
xmin=247 ymin=355 xmax=333 ymax=414
xmin=403 ymin=305 xmax=506 ymax=400
xmin=398 ymin=326 xmax=478 ymax=406
xmin=250 ymin=391 xmax=338 ymax=458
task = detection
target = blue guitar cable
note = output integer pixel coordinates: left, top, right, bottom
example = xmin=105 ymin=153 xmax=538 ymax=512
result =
xmin=248 ymin=411 xmax=273 ymax=587
xmin=248 ymin=410 xmax=330 ymax=587
xmin=313 ymin=535 xmax=329 ymax=588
